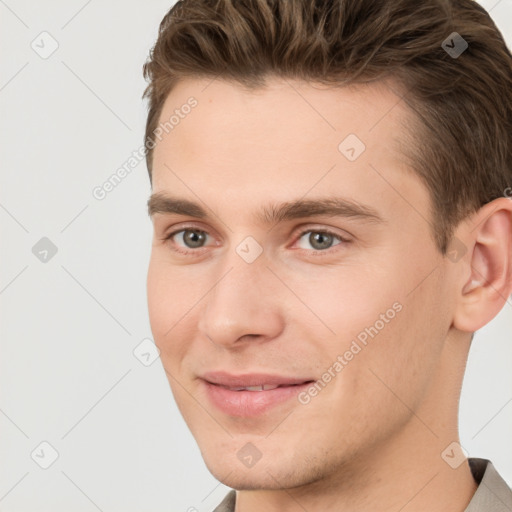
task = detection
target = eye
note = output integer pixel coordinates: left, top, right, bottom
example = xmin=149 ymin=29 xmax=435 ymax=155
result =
xmin=163 ymin=227 xmax=211 ymax=254
xmin=161 ymin=225 xmax=351 ymax=256
xmin=294 ymin=228 xmax=349 ymax=253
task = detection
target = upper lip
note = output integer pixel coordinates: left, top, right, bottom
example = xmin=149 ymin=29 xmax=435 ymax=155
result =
xmin=200 ymin=371 xmax=315 ymax=387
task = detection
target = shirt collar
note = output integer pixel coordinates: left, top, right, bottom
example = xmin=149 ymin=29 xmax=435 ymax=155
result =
xmin=463 ymin=457 xmax=512 ymax=511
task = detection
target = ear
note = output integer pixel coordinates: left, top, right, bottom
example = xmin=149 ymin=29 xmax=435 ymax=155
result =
xmin=452 ymin=197 xmax=512 ymax=333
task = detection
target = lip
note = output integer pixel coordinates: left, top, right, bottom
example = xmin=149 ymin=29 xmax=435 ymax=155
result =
xmin=199 ymin=371 xmax=315 ymax=417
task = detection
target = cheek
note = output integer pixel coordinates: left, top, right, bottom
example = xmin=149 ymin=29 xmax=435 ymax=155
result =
xmin=305 ymin=302 xmax=436 ymax=457
xmin=310 ymin=259 xmax=444 ymax=410
xmin=345 ymin=282 xmax=446 ymax=425
xmin=147 ymin=255 xmax=210 ymax=372
xmin=147 ymin=256 xmax=187 ymax=357
xmin=147 ymin=255 xmax=191 ymax=331
xmin=289 ymin=263 xmax=401 ymax=351
xmin=146 ymin=258 xmax=169 ymax=339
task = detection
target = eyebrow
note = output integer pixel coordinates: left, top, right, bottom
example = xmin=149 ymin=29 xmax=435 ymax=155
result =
xmin=147 ymin=192 xmax=385 ymax=225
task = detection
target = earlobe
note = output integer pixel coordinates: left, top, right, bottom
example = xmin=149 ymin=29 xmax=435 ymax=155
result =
xmin=452 ymin=198 xmax=512 ymax=333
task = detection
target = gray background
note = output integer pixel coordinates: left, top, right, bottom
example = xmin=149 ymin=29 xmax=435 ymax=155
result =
xmin=1 ymin=1 xmax=511 ymax=510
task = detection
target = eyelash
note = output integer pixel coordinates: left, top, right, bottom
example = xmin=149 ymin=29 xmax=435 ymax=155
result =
xmin=161 ymin=224 xmax=351 ymax=257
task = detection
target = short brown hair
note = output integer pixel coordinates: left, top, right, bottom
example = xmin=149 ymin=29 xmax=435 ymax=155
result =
xmin=142 ymin=0 xmax=512 ymax=254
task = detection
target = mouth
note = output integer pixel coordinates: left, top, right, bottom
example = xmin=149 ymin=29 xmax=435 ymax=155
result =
xmin=201 ymin=370 xmax=315 ymax=388
xmin=199 ymin=371 xmax=316 ymax=416
xmin=212 ymin=382 xmax=314 ymax=391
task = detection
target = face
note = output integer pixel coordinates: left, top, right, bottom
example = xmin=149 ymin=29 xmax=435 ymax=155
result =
xmin=147 ymin=77 xmax=457 ymax=491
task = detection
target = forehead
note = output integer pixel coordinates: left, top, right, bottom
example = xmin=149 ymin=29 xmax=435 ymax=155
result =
xmin=152 ymin=77 xmax=411 ymax=172
xmin=150 ymin=76 xmax=426 ymax=225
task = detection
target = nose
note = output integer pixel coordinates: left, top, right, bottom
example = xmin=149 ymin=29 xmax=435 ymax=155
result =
xmin=197 ymin=250 xmax=284 ymax=349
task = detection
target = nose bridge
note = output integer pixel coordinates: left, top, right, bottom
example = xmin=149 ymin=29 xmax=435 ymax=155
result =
xmin=198 ymin=244 xmax=283 ymax=347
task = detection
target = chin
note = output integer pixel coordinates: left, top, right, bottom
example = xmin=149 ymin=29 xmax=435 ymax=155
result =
xmin=200 ymin=444 xmax=324 ymax=492
xmin=204 ymin=460 xmax=293 ymax=491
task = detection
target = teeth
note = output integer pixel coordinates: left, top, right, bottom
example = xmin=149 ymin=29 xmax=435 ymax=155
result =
xmin=224 ymin=384 xmax=281 ymax=391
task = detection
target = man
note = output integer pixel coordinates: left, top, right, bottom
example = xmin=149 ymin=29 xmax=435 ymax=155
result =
xmin=142 ymin=0 xmax=512 ymax=510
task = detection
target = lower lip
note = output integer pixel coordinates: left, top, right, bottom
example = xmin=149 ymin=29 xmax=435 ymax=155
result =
xmin=201 ymin=380 xmax=313 ymax=417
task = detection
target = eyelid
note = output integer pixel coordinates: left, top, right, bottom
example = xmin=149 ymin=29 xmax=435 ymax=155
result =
xmin=161 ymin=222 xmax=209 ymax=238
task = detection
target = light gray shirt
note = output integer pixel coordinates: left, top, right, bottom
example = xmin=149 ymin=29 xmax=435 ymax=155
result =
xmin=211 ymin=458 xmax=512 ymax=512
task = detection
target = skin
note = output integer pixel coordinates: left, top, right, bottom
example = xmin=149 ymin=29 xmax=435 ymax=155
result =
xmin=146 ymin=77 xmax=512 ymax=512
